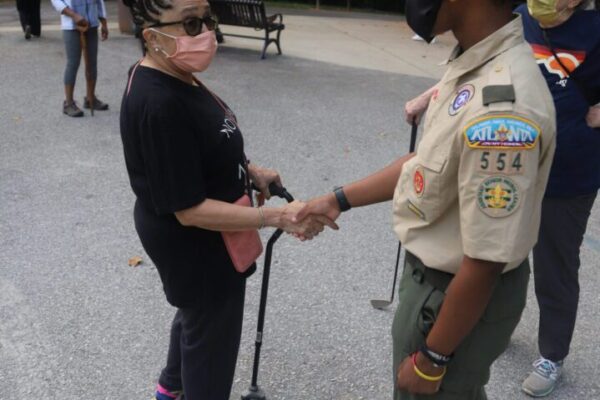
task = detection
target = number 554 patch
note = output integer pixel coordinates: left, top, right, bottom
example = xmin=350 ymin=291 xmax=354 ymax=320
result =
xmin=463 ymin=115 xmax=541 ymax=150
xmin=478 ymin=151 xmax=525 ymax=175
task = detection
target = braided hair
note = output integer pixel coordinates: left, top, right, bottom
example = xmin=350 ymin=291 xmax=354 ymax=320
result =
xmin=122 ymin=0 xmax=173 ymax=26
xmin=123 ymin=0 xmax=175 ymax=54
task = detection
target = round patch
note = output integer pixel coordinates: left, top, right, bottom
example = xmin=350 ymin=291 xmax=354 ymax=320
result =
xmin=448 ymin=84 xmax=475 ymax=116
xmin=477 ymin=176 xmax=520 ymax=218
xmin=413 ymin=166 xmax=425 ymax=197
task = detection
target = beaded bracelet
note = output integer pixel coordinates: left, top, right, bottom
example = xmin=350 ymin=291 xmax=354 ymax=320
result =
xmin=411 ymin=352 xmax=446 ymax=382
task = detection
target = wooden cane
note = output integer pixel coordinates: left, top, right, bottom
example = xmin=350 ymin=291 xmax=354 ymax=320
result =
xmin=80 ymin=29 xmax=94 ymax=116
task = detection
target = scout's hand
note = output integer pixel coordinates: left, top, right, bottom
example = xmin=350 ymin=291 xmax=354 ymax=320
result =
xmin=249 ymin=164 xmax=282 ymax=200
xmin=586 ymin=105 xmax=600 ymax=129
xmin=396 ymin=353 xmax=443 ymax=395
xmin=292 ymin=193 xmax=341 ymax=241
xmin=100 ymin=18 xmax=109 ymax=41
xmin=294 ymin=193 xmax=341 ymax=226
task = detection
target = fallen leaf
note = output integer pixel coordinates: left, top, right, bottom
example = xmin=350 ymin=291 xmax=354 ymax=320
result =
xmin=128 ymin=256 xmax=143 ymax=267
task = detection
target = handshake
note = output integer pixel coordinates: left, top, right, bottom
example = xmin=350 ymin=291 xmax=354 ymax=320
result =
xmin=276 ymin=196 xmax=341 ymax=241
xmin=251 ymin=166 xmax=342 ymax=241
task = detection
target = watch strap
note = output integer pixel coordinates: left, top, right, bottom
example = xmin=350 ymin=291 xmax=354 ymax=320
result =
xmin=419 ymin=344 xmax=453 ymax=367
xmin=333 ymin=186 xmax=351 ymax=212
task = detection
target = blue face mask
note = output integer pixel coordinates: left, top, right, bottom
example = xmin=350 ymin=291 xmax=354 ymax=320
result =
xmin=405 ymin=0 xmax=443 ymax=43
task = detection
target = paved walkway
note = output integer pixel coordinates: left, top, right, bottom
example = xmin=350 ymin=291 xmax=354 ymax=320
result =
xmin=0 ymin=2 xmax=598 ymax=400
xmin=0 ymin=0 xmax=456 ymax=78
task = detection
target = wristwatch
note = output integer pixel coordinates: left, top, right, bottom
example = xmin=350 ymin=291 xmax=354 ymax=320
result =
xmin=419 ymin=344 xmax=453 ymax=367
xmin=333 ymin=186 xmax=351 ymax=212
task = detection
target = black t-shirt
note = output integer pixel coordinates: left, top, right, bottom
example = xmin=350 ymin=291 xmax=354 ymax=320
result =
xmin=120 ymin=65 xmax=254 ymax=307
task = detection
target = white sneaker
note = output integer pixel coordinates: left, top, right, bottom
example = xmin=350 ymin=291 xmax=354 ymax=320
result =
xmin=522 ymin=357 xmax=563 ymax=397
xmin=411 ymin=34 xmax=436 ymax=44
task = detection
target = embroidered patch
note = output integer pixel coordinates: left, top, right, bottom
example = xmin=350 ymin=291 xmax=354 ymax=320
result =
xmin=448 ymin=84 xmax=475 ymax=116
xmin=464 ymin=115 xmax=540 ymax=150
xmin=477 ymin=176 xmax=520 ymax=218
xmin=407 ymin=200 xmax=426 ymax=221
xmin=413 ymin=166 xmax=425 ymax=197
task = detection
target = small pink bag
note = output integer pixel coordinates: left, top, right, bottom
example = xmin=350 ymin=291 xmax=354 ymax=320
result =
xmin=221 ymin=194 xmax=263 ymax=273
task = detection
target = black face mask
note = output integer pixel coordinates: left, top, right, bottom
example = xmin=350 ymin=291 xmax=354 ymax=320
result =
xmin=405 ymin=0 xmax=443 ymax=43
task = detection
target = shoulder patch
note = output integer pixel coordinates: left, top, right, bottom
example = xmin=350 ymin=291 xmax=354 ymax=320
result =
xmin=448 ymin=84 xmax=475 ymax=116
xmin=477 ymin=175 xmax=520 ymax=218
xmin=463 ymin=114 xmax=541 ymax=150
xmin=482 ymin=85 xmax=515 ymax=106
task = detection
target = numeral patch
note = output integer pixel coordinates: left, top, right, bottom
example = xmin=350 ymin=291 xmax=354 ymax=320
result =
xmin=478 ymin=151 xmax=524 ymax=175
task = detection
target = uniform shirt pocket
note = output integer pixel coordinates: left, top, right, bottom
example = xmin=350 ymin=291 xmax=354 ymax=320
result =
xmin=408 ymin=146 xmax=451 ymax=222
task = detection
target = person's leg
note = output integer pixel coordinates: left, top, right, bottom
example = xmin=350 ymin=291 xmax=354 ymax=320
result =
xmin=179 ymin=279 xmax=246 ymax=400
xmin=63 ymin=29 xmax=81 ymax=103
xmin=31 ymin=0 xmax=41 ymax=37
xmin=522 ymin=193 xmax=597 ymax=397
xmin=15 ymin=0 xmax=31 ymax=38
xmin=156 ymin=310 xmax=184 ymax=399
xmin=392 ymin=253 xmax=528 ymax=400
xmin=534 ymin=193 xmax=597 ymax=362
xmin=62 ymin=29 xmax=84 ymax=116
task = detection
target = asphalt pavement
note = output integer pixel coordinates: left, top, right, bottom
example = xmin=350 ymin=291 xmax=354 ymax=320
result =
xmin=0 ymin=2 xmax=599 ymax=400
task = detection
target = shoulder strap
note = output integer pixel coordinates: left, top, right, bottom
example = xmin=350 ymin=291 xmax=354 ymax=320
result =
xmin=542 ymin=30 xmax=575 ymax=78
xmin=542 ymin=29 xmax=596 ymax=105
xmin=126 ymin=60 xmax=143 ymax=96
xmin=193 ymin=76 xmax=238 ymax=124
xmin=483 ymin=62 xmax=516 ymax=112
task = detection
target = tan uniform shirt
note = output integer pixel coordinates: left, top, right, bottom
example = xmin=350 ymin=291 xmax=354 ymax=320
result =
xmin=393 ymin=16 xmax=556 ymax=274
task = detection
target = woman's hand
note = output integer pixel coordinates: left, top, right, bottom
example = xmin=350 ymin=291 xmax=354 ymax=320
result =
xmin=405 ymin=85 xmax=437 ymax=125
xmin=586 ymin=105 xmax=600 ymax=129
xmin=100 ymin=18 xmax=109 ymax=41
xmin=248 ymin=164 xmax=282 ymax=200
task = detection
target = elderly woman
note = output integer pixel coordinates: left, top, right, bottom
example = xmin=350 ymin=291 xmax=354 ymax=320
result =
xmin=120 ymin=1 xmax=335 ymax=399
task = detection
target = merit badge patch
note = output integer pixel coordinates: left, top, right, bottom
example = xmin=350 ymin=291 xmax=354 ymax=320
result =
xmin=413 ymin=166 xmax=425 ymax=197
xmin=464 ymin=115 xmax=540 ymax=150
xmin=448 ymin=84 xmax=475 ymax=116
xmin=477 ymin=176 xmax=520 ymax=218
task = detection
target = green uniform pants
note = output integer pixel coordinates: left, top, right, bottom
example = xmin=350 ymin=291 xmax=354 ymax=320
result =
xmin=392 ymin=252 xmax=530 ymax=400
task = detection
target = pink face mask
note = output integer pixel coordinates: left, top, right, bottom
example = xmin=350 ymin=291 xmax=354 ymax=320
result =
xmin=152 ymin=29 xmax=218 ymax=73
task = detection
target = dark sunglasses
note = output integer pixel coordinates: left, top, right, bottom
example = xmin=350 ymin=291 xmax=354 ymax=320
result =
xmin=150 ymin=15 xmax=218 ymax=37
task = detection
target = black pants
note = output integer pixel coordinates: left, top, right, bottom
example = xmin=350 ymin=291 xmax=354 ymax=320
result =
xmin=533 ymin=192 xmax=597 ymax=362
xmin=159 ymin=281 xmax=246 ymax=400
xmin=16 ymin=0 xmax=41 ymax=36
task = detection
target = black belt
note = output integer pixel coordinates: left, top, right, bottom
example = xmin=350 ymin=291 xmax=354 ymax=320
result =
xmin=405 ymin=252 xmax=454 ymax=293
xmin=405 ymin=252 xmax=528 ymax=293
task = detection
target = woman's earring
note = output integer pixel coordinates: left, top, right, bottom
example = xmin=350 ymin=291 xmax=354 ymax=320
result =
xmin=154 ymin=47 xmax=160 ymax=52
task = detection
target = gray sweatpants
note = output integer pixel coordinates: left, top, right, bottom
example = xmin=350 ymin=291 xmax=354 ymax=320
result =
xmin=62 ymin=27 xmax=98 ymax=86
xmin=533 ymin=192 xmax=598 ymax=362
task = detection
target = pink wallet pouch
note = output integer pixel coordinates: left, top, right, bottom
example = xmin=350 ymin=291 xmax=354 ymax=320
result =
xmin=221 ymin=194 xmax=264 ymax=273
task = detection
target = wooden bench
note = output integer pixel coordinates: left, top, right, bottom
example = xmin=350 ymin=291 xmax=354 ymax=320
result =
xmin=209 ymin=0 xmax=285 ymax=59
